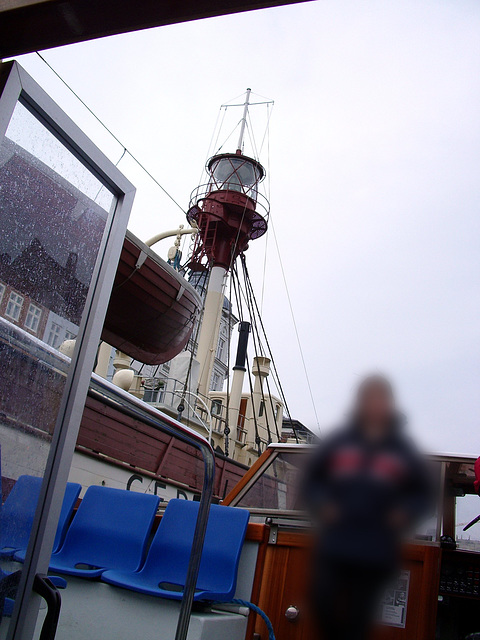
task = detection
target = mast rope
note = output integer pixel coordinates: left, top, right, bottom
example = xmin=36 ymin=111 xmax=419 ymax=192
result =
xmin=240 ymin=256 xmax=282 ymax=441
xmin=260 ymin=101 xmax=273 ymax=314
xmin=230 ymin=269 xmax=261 ymax=455
xmin=215 ymin=119 xmax=244 ymax=154
xmin=197 ymin=106 xmax=227 ymax=188
xmin=35 ymin=51 xmax=187 ymax=215
xmin=245 ymin=286 xmax=281 ymax=442
xmin=239 ymin=257 xmax=274 ymax=443
xmin=259 ymin=102 xmax=274 ymax=157
xmin=239 ymin=255 xmax=300 ymax=443
xmin=268 ymin=218 xmax=321 ymax=432
xmin=245 ymin=113 xmax=260 ymax=162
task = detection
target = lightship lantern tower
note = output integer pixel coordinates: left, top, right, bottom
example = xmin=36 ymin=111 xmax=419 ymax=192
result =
xmin=187 ymin=89 xmax=269 ymax=398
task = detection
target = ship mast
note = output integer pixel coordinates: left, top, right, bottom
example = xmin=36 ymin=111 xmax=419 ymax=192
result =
xmin=187 ymin=88 xmax=268 ymax=400
xmin=236 ymin=88 xmax=251 ymax=153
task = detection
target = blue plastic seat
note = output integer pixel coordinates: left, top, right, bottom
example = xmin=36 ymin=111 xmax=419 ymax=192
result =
xmin=102 ymin=499 xmax=250 ymax=601
xmin=0 ymin=476 xmax=81 ymax=559
xmin=12 ymin=481 xmax=81 ymax=563
xmin=48 ymin=486 xmax=160 ymax=578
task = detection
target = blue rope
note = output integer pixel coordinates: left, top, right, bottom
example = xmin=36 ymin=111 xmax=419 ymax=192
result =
xmin=228 ymin=599 xmax=276 ymax=640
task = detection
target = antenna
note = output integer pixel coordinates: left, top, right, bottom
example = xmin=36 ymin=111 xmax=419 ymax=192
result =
xmin=236 ymin=88 xmax=251 ymax=153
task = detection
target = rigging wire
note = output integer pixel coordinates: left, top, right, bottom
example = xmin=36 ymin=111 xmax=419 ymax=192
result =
xmin=215 ymin=118 xmax=244 ymax=154
xmin=233 ymin=258 xmax=286 ymax=442
xmin=231 ymin=265 xmax=262 ymax=455
xmin=245 ymin=114 xmax=259 ymax=162
xmin=239 ymin=254 xmax=296 ymax=442
xmin=259 ymin=102 xmax=274 ymax=157
xmin=268 ymin=219 xmax=321 ymax=433
xmin=35 ymin=51 xmax=187 ymax=215
xmin=198 ymin=106 xmax=226 ymax=188
xmin=260 ymin=228 xmax=269 ymax=316
xmin=221 ymin=91 xmax=251 ymax=106
xmin=249 ymin=90 xmax=275 ymax=103
xmin=243 ymin=270 xmax=280 ymax=442
xmin=239 ymin=259 xmax=276 ymax=443
xmin=238 ymin=256 xmax=297 ymax=440
xmin=259 ymin=101 xmax=273 ymax=313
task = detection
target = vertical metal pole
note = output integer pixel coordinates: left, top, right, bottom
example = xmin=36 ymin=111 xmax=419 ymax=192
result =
xmin=196 ymin=265 xmax=227 ymax=399
xmin=174 ymin=440 xmax=215 ymax=640
xmin=228 ymin=322 xmax=250 ymax=432
xmin=436 ymin=461 xmax=446 ymax=542
xmin=236 ymin=88 xmax=251 ymax=153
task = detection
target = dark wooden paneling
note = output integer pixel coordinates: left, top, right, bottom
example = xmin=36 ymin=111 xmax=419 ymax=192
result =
xmin=0 ymin=1 xmax=311 ymax=58
xmin=77 ymin=393 xmax=248 ymax=499
xmin=249 ymin=534 xmax=441 ymax=640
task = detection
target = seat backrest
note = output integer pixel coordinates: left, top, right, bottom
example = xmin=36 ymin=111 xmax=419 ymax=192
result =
xmin=0 ymin=476 xmax=42 ymax=551
xmin=0 ymin=477 xmax=82 ymax=554
xmin=145 ymin=499 xmax=250 ymax=599
xmin=56 ymin=486 xmax=159 ymax=571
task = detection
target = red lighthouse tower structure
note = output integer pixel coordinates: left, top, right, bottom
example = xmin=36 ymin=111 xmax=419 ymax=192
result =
xmin=187 ymin=89 xmax=269 ymax=398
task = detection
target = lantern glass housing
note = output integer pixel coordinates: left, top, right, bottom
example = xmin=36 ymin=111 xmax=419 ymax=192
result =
xmin=207 ymin=154 xmax=264 ymax=201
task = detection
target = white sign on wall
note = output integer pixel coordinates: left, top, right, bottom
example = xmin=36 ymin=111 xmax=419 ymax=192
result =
xmin=380 ymin=570 xmax=410 ymax=629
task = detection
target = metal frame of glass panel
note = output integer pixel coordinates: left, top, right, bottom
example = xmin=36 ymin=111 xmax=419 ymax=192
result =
xmin=0 ymin=60 xmax=135 ymax=640
xmin=228 ymin=443 xmax=478 ymax=546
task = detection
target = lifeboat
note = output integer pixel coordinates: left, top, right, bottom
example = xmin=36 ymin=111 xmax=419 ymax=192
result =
xmin=101 ymin=230 xmax=202 ymax=365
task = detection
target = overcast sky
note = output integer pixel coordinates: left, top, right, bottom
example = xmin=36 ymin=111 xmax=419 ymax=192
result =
xmin=10 ymin=0 xmax=480 ymax=456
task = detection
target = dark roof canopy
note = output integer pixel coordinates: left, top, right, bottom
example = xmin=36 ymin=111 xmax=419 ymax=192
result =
xmin=0 ymin=0 xmax=311 ymax=58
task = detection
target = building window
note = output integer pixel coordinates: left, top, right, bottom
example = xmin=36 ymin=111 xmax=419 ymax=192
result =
xmin=47 ymin=323 xmax=62 ymax=349
xmin=236 ymin=426 xmax=247 ymax=444
xmin=143 ymin=388 xmax=160 ymax=403
xmin=5 ymin=291 xmax=24 ymax=321
xmin=25 ymin=303 xmax=42 ymax=333
xmin=65 ymin=330 xmax=77 ymax=341
xmin=216 ymin=337 xmax=226 ymax=361
xmin=258 ymin=400 xmax=265 ymax=417
xmin=0 ymin=283 xmax=5 ymax=305
xmin=211 ymin=399 xmax=222 ymax=416
xmin=212 ymin=373 xmax=221 ymax=391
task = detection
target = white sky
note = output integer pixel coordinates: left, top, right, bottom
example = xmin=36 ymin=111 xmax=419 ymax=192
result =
xmin=10 ymin=0 xmax=480 ymax=456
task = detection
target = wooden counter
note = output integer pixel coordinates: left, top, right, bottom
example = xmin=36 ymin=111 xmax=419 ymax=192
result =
xmin=244 ymin=524 xmax=441 ymax=640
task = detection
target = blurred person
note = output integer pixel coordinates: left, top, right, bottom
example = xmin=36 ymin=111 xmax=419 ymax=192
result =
xmin=304 ymin=374 xmax=431 ymax=640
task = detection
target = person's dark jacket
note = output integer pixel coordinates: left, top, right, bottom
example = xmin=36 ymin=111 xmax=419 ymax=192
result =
xmin=303 ymin=419 xmax=432 ymax=569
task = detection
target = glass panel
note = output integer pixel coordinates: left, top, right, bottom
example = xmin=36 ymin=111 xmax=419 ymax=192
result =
xmin=413 ymin=459 xmax=441 ymax=542
xmin=456 ymin=494 xmax=480 ymax=552
xmin=5 ymin=102 xmax=115 ymax=213
xmin=210 ymin=157 xmax=260 ymax=198
xmin=0 ymin=98 xmax=116 ymax=634
xmin=237 ymin=451 xmax=308 ymax=511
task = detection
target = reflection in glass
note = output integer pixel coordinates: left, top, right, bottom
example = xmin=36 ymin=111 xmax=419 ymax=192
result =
xmin=0 ymin=97 xmax=116 ymax=633
xmin=5 ymin=102 xmax=115 ymax=213
xmin=237 ymin=452 xmax=307 ymax=511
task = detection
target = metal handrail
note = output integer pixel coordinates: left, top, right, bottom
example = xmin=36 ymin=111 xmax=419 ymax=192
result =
xmin=1 ymin=317 xmax=216 ymax=640
xmin=188 ymin=183 xmax=270 ymax=219
xmin=88 ymin=374 xmax=216 ymax=640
